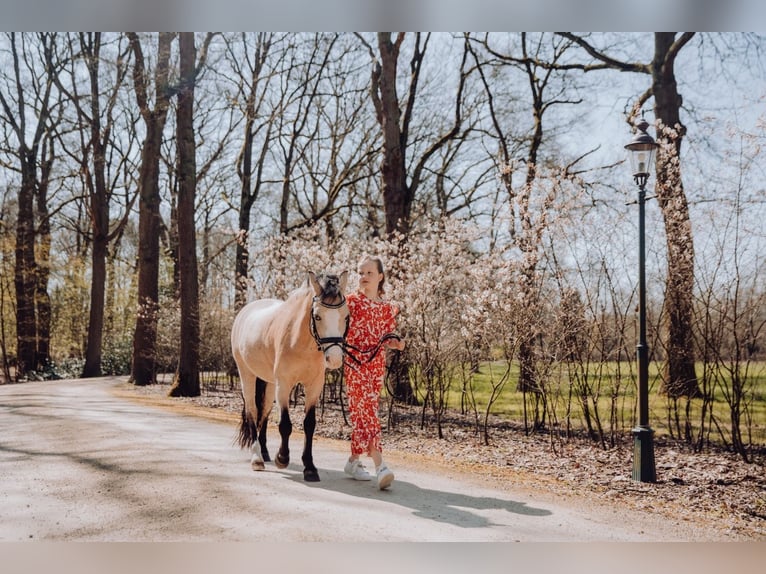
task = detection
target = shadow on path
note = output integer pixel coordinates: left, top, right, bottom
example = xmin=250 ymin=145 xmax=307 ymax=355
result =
xmin=279 ymin=465 xmax=551 ymax=529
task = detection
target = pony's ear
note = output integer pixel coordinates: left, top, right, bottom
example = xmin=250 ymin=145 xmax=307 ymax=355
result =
xmin=338 ymin=270 xmax=349 ymax=292
xmin=308 ymin=271 xmax=322 ymax=296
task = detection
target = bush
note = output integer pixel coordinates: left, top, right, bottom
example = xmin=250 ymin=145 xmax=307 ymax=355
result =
xmin=102 ymin=335 xmax=133 ymax=375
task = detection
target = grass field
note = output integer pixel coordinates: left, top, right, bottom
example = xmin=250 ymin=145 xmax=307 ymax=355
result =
xmin=418 ymin=360 xmax=766 ymax=447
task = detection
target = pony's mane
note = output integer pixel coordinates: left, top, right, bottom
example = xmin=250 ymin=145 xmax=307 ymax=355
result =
xmin=286 ymin=283 xmax=313 ymax=302
xmin=283 ymin=284 xmax=314 ymax=348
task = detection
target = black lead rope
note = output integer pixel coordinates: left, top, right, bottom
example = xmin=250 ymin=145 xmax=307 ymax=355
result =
xmin=343 ymin=333 xmax=402 ymax=369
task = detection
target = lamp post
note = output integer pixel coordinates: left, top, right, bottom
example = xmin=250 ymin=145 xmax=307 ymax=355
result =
xmin=624 ymin=118 xmax=658 ymax=483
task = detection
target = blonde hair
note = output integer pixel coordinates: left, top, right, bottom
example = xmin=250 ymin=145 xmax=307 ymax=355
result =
xmin=358 ymin=255 xmax=386 ymax=297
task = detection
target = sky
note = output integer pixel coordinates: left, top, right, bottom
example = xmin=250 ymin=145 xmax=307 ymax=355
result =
xmin=3 ymin=0 xmax=766 ymax=32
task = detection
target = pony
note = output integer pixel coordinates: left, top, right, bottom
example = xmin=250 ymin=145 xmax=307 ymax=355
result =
xmin=231 ymin=271 xmax=349 ymax=482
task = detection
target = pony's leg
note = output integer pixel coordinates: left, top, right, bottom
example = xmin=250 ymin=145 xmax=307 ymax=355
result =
xmin=301 ymin=381 xmax=324 ymax=482
xmin=275 ymin=406 xmax=292 ymax=469
xmin=301 ymin=406 xmax=319 ymax=481
xmin=255 ymin=378 xmax=274 ymax=462
xmin=274 ymin=382 xmax=293 ymax=469
xmin=238 ymin=372 xmax=265 ymax=471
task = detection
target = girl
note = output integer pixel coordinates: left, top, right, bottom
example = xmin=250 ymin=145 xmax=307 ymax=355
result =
xmin=343 ymin=255 xmax=405 ymax=489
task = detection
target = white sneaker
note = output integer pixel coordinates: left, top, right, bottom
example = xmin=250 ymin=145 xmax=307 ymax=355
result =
xmin=344 ymin=459 xmax=372 ymax=481
xmin=376 ymin=465 xmax=394 ymax=490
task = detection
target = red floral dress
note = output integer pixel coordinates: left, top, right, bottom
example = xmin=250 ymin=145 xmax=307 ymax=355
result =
xmin=344 ymin=291 xmax=398 ymax=457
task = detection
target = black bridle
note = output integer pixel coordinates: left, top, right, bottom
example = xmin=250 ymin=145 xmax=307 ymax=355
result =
xmin=308 ymin=288 xmax=402 ymax=367
xmin=309 ymin=295 xmax=350 ymax=355
xmin=307 ymin=269 xmax=402 ymax=421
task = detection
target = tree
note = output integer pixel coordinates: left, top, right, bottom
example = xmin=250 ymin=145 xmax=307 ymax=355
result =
xmin=366 ymin=32 xmax=408 ymax=236
xmin=360 ymin=33 xmax=468 ymax=237
xmin=557 ymin=32 xmax=700 ymax=398
xmin=277 ymin=33 xmax=379 ymax=238
xmin=650 ymin=33 xmax=699 ymax=398
xmin=469 ymin=32 xmax=592 ymax=403
xmin=357 ymin=32 xmax=471 ymax=402
xmin=223 ymin=32 xmax=282 ymax=310
xmin=169 ymin=32 xmax=200 ymax=397
xmin=53 ymin=33 xmax=136 ymax=378
xmin=275 ymin=33 xmax=338 ymax=235
xmin=0 ymin=32 xmax=62 ymax=377
xmin=169 ymin=32 xmax=213 ymax=397
xmin=0 ymin=186 xmax=13 ymax=381
xmin=128 ymin=32 xmax=173 ymax=386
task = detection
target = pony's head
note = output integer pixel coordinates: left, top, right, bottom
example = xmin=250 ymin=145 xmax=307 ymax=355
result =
xmin=308 ymin=271 xmax=349 ymax=370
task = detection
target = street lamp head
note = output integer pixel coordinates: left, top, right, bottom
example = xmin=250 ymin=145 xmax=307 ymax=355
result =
xmin=624 ymin=118 xmax=658 ymax=187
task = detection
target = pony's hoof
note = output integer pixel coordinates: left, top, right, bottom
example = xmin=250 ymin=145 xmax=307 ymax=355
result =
xmin=251 ymin=459 xmax=265 ymax=471
xmin=275 ymin=453 xmax=289 ymax=469
xmin=304 ymin=468 xmax=320 ymax=482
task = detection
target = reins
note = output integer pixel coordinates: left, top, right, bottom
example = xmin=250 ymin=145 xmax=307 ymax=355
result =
xmin=308 ymin=287 xmax=402 ymax=369
xmin=343 ymin=332 xmax=402 ymax=368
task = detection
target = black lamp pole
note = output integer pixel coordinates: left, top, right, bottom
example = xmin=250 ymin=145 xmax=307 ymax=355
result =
xmin=625 ymin=118 xmax=658 ymax=483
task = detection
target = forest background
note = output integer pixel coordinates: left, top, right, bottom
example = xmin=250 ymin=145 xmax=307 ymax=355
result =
xmin=0 ymin=32 xmax=764 ymax=464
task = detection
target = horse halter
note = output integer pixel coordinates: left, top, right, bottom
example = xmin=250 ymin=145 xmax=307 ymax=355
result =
xmin=309 ymin=295 xmax=350 ymax=354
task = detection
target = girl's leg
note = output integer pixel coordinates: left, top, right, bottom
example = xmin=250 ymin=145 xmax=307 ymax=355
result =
xmin=370 ymin=447 xmax=382 ymax=468
xmin=371 ymin=444 xmax=394 ymax=490
xmin=344 ymin=368 xmax=372 ymax=480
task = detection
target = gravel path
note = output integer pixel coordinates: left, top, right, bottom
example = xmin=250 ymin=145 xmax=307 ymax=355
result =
xmin=121 ymin=376 xmax=765 ymax=541
xmin=3 ymin=376 xmax=746 ymax=544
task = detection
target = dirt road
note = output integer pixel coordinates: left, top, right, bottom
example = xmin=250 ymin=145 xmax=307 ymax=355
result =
xmin=0 ymin=377 xmax=743 ymax=542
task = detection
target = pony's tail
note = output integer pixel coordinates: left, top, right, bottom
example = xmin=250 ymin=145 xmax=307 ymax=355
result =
xmin=237 ymin=404 xmax=258 ymax=449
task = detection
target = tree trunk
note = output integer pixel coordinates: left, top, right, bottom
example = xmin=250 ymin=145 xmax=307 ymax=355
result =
xmin=652 ymin=33 xmax=699 ymax=398
xmin=169 ymin=32 xmax=201 ymax=398
xmin=231 ymin=33 xmax=274 ymax=310
xmin=555 ymin=32 xmax=701 ymax=399
xmin=129 ymin=32 xmax=173 ymax=386
xmin=131 ymin=128 xmax=163 ymax=386
xmin=14 ymin=155 xmax=38 ymax=377
xmin=371 ymin=33 xmax=416 ymax=403
xmin=34 ymin=145 xmax=53 ymax=370
xmin=516 ymin=72 xmax=543 ymax=394
xmin=5 ymin=33 xmax=61 ymax=379
xmin=376 ymin=32 xmax=411 ymax=237
xmin=83 ymin=233 xmax=107 ymax=377
xmin=82 ymin=33 xmax=109 ymax=377
xmin=234 ymin=210 xmax=251 ymax=311
xmin=234 ymin=111 xmax=254 ymax=311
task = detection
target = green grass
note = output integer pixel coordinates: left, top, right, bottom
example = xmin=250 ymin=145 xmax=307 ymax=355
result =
xmin=421 ymin=360 xmax=766 ymax=446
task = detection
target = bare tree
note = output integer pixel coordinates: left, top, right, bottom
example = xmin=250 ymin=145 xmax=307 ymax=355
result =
xmin=169 ymin=32 xmax=212 ymax=397
xmin=0 ymin=187 xmax=13 ymax=382
xmin=274 ymin=33 xmax=338 ymax=234
xmin=556 ymin=32 xmax=700 ymax=398
xmin=0 ymin=32 xmax=62 ymax=377
xmin=359 ymin=32 xmax=469 ymax=237
xmin=470 ymin=33 xmax=587 ymax=400
xmin=52 ymin=33 xmax=137 ymax=377
xmin=357 ymin=32 xmax=470 ymax=403
xmin=692 ymin=152 xmax=766 ymax=460
xmin=222 ymin=32 xmax=283 ymax=310
xmin=128 ymin=32 xmax=173 ymax=386
xmin=286 ymin=34 xmax=379 ymax=238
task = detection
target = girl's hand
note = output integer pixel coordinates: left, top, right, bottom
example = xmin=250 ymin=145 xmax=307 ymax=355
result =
xmin=386 ymin=337 xmax=405 ymax=351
